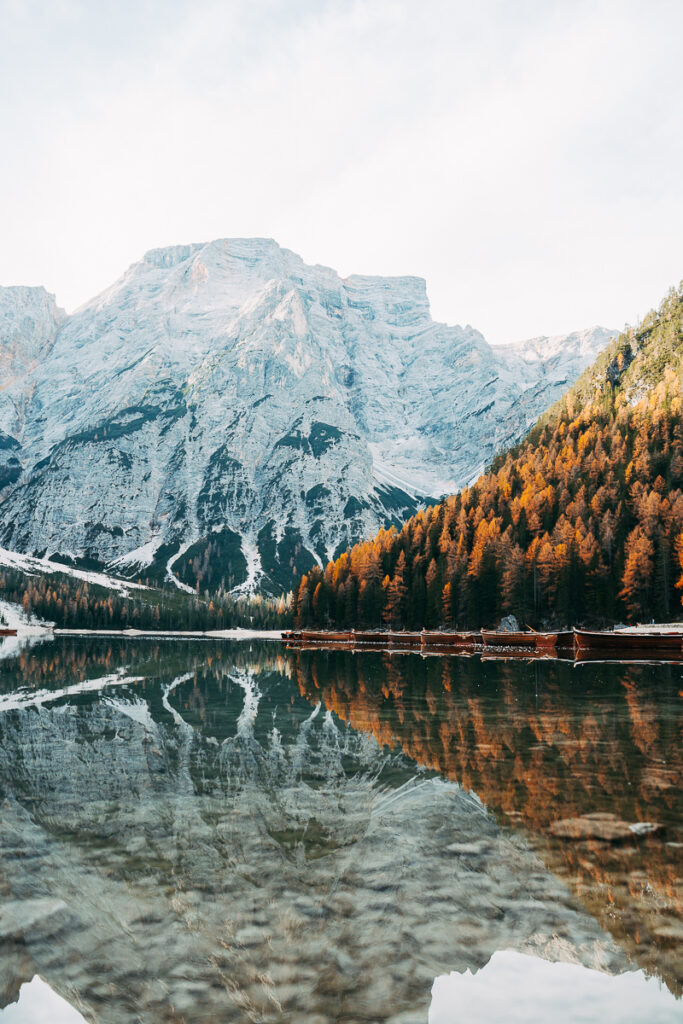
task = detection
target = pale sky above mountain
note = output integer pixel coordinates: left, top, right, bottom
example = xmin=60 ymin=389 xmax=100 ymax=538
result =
xmin=1 ymin=0 xmax=681 ymax=345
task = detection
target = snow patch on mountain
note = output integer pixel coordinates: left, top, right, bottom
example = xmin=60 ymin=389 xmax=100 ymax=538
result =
xmin=234 ymin=536 xmax=265 ymax=596
xmin=0 ymin=546 xmax=149 ymax=596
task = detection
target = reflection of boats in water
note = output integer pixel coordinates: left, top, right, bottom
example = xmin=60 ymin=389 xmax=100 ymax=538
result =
xmin=481 ymin=648 xmax=574 ymax=663
xmin=574 ymin=649 xmax=683 ymax=666
xmin=421 ymin=648 xmax=476 ymax=660
xmin=386 ymin=631 xmax=422 ymax=648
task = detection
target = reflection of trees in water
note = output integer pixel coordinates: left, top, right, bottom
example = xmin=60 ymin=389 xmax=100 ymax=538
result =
xmin=292 ymin=648 xmax=683 ymax=995
xmin=1 ymin=640 xmax=679 ymax=998
xmin=4 ymin=650 xmax=534 ymax=1024
xmin=0 ymin=638 xmax=292 ymax=697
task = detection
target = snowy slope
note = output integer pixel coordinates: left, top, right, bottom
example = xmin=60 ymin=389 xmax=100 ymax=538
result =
xmin=0 ymin=240 xmax=612 ymax=593
xmin=0 ymin=546 xmax=149 ymax=596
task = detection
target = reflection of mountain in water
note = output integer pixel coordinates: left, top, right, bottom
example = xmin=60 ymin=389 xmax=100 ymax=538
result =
xmin=0 ymin=636 xmax=293 ymax=697
xmin=292 ymin=648 xmax=683 ymax=996
xmin=0 ymin=639 xmax=632 ymax=1023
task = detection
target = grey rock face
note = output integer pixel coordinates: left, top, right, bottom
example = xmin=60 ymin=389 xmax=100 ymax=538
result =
xmin=0 ymin=286 xmax=65 ymax=494
xmin=0 ymin=242 xmax=613 ymax=593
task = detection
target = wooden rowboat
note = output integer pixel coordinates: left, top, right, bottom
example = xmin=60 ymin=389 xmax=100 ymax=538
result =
xmin=352 ymin=630 xmax=391 ymax=644
xmin=0 ymin=628 xmax=17 ymax=637
xmin=534 ymin=630 xmax=575 ymax=650
xmin=574 ymin=628 xmax=683 ymax=652
xmin=300 ymin=630 xmax=354 ymax=644
xmin=481 ymin=629 xmax=537 ymax=648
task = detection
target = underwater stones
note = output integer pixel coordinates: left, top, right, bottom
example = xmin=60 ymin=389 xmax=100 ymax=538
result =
xmin=550 ymin=814 xmax=663 ymax=842
xmin=0 ymin=899 xmax=71 ymax=942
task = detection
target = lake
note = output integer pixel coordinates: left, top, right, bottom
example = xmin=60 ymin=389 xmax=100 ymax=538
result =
xmin=0 ymin=637 xmax=680 ymax=1023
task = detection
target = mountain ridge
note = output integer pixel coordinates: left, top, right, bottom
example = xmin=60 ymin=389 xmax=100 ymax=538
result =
xmin=0 ymin=239 xmax=613 ymax=594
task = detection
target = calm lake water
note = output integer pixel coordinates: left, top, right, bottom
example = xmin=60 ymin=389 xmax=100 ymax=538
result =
xmin=0 ymin=637 xmax=680 ymax=1023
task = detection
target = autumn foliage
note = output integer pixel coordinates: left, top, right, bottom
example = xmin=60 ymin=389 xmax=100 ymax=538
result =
xmin=296 ymin=286 xmax=683 ymax=628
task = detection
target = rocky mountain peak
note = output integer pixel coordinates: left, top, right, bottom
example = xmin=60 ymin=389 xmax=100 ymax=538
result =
xmin=0 ymin=241 xmax=613 ymax=594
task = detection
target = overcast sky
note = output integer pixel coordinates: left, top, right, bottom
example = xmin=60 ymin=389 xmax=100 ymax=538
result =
xmin=1 ymin=0 xmax=681 ymax=344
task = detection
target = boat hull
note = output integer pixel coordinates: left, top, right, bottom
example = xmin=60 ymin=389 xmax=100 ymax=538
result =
xmin=482 ymin=649 xmax=570 ymax=662
xmin=574 ymin=629 xmax=683 ymax=652
xmin=300 ymin=631 xmax=354 ymax=644
xmin=534 ymin=630 xmax=575 ymax=650
xmin=421 ymin=631 xmax=480 ymax=647
xmin=352 ymin=631 xmax=390 ymax=644
xmin=481 ymin=629 xmax=537 ymax=648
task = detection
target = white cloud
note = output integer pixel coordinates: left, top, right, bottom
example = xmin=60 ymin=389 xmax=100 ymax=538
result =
xmin=0 ymin=0 xmax=681 ymax=343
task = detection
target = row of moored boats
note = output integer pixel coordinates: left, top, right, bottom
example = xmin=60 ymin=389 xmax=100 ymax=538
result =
xmin=282 ymin=627 xmax=683 ymax=655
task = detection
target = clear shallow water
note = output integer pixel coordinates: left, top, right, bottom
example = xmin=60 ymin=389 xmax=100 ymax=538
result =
xmin=0 ymin=637 xmax=680 ymax=1023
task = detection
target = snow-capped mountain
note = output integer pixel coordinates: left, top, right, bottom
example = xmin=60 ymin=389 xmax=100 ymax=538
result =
xmin=0 ymin=239 xmax=613 ymax=593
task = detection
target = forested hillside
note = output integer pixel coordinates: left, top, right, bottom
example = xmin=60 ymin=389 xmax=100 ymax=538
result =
xmin=0 ymin=565 xmax=290 ymax=632
xmin=296 ymin=284 xmax=683 ymax=628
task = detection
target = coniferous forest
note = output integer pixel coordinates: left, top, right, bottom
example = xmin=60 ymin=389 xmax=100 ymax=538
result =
xmin=296 ymin=285 xmax=683 ymax=629
xmin=0 ymin=566 xmax=291 ymax=631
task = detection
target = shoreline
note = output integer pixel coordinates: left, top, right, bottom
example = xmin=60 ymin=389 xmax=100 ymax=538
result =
xmin=0 ymin=622 xmax=284 ymax=642
xmin=52 ymin=627 xmax=284 ymax=640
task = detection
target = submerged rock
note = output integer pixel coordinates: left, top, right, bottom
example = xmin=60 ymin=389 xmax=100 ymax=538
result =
xmin=550 ymin=814 xmax=663 ymax=842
